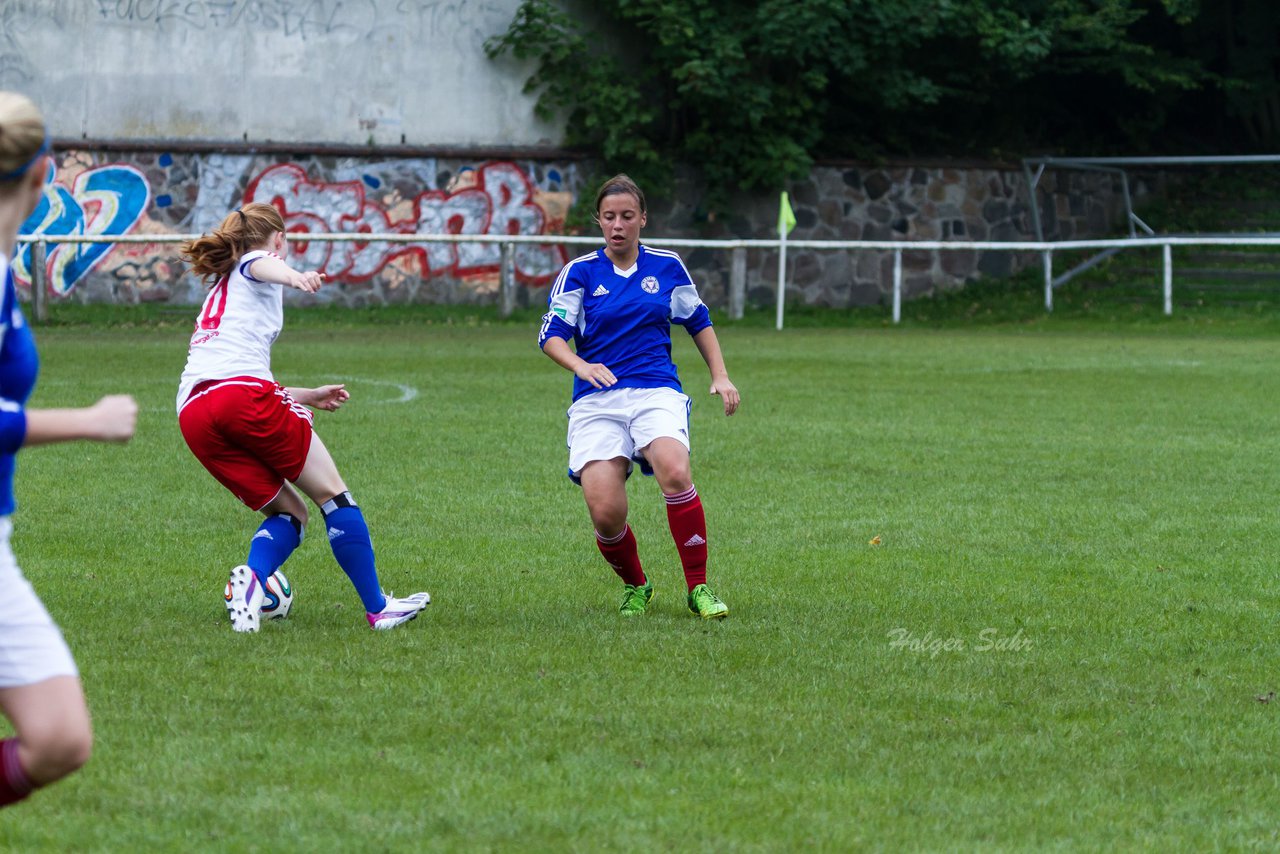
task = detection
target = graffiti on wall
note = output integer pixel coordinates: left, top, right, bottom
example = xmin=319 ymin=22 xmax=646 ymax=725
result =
xmin=245 ymin=161 xmax=566 ymax=284
xmin=15 ymin=151 xmax=574 ymax=300
xmin=14 ymin=158 xmax=151 ymax=296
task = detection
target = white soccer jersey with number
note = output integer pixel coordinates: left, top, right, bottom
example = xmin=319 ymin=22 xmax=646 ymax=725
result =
xmin=176 ymin=250 xmax=284 ymax=411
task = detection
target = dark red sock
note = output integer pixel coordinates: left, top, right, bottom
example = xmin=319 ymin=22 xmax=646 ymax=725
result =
xmin=665 ymin=485 xmax=708 ymax=590
xmin=596 ymin=524 xmax=646 ymax=587
xmin=0 ymin=738 xmax=34 ymax=808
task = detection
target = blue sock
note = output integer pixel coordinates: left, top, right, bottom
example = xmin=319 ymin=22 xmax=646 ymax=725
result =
xmin=246 ymin=514 xmax=302 ymax=583
xmin=322 ymin=493 xmax=386 ymax=613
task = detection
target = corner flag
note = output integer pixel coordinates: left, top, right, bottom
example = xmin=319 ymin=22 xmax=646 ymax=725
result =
xmin=778 ymin=191 xmax=797 ymax=235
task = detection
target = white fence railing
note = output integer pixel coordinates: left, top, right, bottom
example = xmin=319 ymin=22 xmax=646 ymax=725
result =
xmin=18 ymin=232 xmax=1280 ymax=327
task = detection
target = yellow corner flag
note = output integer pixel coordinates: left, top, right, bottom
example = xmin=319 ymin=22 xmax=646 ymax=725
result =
xmin=778 ymin=191 xmax=797 ymax=235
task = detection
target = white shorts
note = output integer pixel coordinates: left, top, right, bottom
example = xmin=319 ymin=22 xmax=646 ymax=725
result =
xmin=566 ymin=386 xmax=691 ymax=483
xmin=0 ymin=518 xmax=78 ymax=689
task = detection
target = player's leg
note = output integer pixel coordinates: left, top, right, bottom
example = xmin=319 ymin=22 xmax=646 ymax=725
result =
xmin=292 ymin=434 xmax=429 ymax=629
xmin=0 ymin=541 xmax=90 ymax=807
xmin=249 ymin=485 xmax=307 ymax=584
xmin=569 ymin=393 xmax=652 ymax=613
xmin=180 ymin=383 xmax=300 ymax=631
xmin=0 ymin=676 xmax=91 ymax=807
xmin=635 ymin=392 xmax=728 ymax=619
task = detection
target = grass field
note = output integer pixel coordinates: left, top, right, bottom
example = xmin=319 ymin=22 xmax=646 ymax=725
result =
xmin=3 ymin=297 xmax=1280 ymax=850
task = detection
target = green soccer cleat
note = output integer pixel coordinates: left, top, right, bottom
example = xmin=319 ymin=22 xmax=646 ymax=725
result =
xmin=687 ymin=584 xmax=729 ymax=619
xmin=619 ymin=580 xmax=655 ymax=616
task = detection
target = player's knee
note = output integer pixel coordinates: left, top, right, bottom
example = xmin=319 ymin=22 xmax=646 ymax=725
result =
xmin=24 ymin=726 xmax=91 ymax=785
xmin=588 ymin=504 xmax=627 ymax=536
xmin=654 ymin=463 xmax=692 ymax=494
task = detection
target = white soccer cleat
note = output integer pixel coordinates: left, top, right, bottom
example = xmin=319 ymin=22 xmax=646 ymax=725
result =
xmin=366 ymin=590 xmax=430 ymax=631
xmin=225 ymin=565 xmax=265 ymax=633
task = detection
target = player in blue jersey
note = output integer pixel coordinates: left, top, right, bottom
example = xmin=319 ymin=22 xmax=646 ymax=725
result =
xmin=539 ymin=174 xmax=740 ymax=618
xmin=0 ymin=92 xmax=138 ymax=809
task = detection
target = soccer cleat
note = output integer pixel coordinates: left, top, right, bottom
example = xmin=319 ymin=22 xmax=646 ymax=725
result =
xmin=687 ymin=584 xmax=729 ymax=620
xmin=619 ymin=580 xmax=655 ymax=616
xmin=226 ymin=565 xmax=265 ymax=633
xmin=367 ymin=591 xmax=431 ymax=630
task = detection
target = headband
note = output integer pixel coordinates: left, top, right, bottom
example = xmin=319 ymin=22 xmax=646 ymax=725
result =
xmin=0 ymin=132 xmax=50 ymax=182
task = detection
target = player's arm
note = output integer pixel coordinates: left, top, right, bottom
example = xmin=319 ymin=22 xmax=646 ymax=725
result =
xmin=669 ymin=268 xmax=738 ymax=416
xmin=285 ymin=385 xmax=349 ymax=412
xmin=15 ymin=395 xmax=138 ymax=447
xmin=246 ymin=254 xmax=325 ymax=293
xmin=537 ymin=262 xmax=615 ymax=388
xmin=542 ymin=337 xmax=616 ymax=390
xmin=691 ymin=327 xmax=740 ymax=416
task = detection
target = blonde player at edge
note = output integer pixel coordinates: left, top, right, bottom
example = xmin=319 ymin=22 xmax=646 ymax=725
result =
xmin=0 ymin=90 xmax=138 ymax=808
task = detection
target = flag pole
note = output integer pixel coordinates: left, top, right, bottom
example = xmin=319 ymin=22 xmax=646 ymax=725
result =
xmin=775 ymin=223 xmax=787 ymax=331
xmin=775 ymin=191 xmax=795 ymax=331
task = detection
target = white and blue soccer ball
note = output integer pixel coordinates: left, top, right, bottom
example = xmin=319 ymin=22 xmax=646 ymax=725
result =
xmin=261 ymin=570 xmax=293 ymax=620
xmin=224 ymin=570 xmax=293 ymax=620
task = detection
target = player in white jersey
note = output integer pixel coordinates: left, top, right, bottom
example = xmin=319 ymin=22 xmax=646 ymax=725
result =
xmin=539 ymin=174 xmax=740 ymax=618
xmin=177 ymin=203 xmax=429 ymax=632
xmin=0 ymin=91 xmax=138 ymax=809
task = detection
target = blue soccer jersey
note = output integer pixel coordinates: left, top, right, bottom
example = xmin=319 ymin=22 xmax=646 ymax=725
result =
xmin=538 ymin=244 xmax=712 ymax=402
xmin=0 ymin=252 xmax=39 ymax=517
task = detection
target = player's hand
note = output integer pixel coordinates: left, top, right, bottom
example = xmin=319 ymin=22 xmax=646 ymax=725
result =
xmin=287 ymin=270 xmax=326 ymax=293
xmin=574 ymin=362 xmax=617 ymax=390
xmin=710 ymin=377 xmax=739 ymax=416
xmin=88 ymin=394 xmax=138 ymax=442
xmin=307 ymin=384 xmax=350 ymax=411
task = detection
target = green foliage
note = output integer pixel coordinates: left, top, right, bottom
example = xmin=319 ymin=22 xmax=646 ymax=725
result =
xmin=487 ymin=1 xmax=1280 ymax=212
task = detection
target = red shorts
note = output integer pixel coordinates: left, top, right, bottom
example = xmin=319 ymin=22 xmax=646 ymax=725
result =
xmin=178 ymin=377 xmax=314 ymax=510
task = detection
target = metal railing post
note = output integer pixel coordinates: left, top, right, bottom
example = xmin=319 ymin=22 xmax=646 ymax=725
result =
xmin=499 ymin=241 xmax=515 ymax=318
xmin=892 ymin=249 xmax=902 ymax=324
xmin=31 ymin=240 xmax=47 ymax=323
xmin=729 ymin=246 xmax=746 ymax=320
xmin=1043 ymin=250 xmax=1053 ymax=313
xmin=1162 ymin=243 xmax=1173 ymax=316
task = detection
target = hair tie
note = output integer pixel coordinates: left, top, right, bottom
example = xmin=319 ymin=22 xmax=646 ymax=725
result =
xmin=0 ymin=131 xmax=50 ymax=182
xmin=237 ymin=209 xmax=247 ymax=226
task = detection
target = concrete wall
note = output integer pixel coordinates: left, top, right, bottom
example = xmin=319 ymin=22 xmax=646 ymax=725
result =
xmin=0 ymin=0 xmax=559 ymax=147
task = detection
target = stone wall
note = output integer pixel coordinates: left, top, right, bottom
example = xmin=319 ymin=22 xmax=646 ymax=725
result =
xmin=16 ymin=147 xmax=1147 ymax=310
xmin=640 ymin=163 xmax=1146 ymax=310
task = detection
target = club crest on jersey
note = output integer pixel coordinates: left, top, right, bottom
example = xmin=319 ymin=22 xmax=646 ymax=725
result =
xmin=641 ymin=276 xmax=659 ymax=294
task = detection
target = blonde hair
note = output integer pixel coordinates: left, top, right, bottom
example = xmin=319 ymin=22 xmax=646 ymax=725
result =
xmin=0 ymin=91 xmax=48 ymax=191
xmin=594 ymin=173 xmax=646 ymax=215
xmin=181 ymin=202 xmax=285 ymax=284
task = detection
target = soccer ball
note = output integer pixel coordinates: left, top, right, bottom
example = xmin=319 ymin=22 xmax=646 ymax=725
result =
xmin=223 ymin=570 xmax=293 ymax=620
xmin=261 ymin=570 xmax=293 ymax=620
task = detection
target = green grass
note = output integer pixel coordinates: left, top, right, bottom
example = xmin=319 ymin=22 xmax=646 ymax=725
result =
xmin=4 ymin=304 xmax=1280 ymax=850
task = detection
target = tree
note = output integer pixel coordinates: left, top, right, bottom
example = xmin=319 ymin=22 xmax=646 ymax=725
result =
xmin=487 ymin=1 xmax=1246 ymax=215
